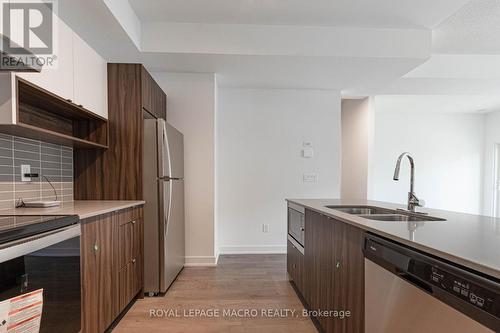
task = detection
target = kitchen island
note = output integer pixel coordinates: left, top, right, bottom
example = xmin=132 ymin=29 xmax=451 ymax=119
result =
xmin=286 ymin=198 xmax=500 ymax=333
xmin=287 ymin=199 xmax=500 ymax=279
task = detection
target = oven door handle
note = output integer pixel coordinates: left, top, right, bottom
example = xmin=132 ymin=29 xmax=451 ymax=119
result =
xmin=0 ymin=225 xmax=80 ymax=264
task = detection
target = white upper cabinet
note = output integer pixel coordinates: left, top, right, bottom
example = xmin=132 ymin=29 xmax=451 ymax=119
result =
xmin=16 ymin=17 xmax=108 ymax=119
xmin=73 ymin=33 xmax=108 ymax=119
xmin=17 ymin=18 xmax=74 ymax=102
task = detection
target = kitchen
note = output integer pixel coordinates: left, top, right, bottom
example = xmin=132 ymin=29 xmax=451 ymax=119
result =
xmin=0 ymin=0 xmax=499 ymax=332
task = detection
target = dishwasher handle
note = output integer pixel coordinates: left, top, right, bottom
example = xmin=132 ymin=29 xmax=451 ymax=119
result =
xmin=364 ymin=237 xmax=411 ymax=272
xmin=398 ymin=271 xmax=433 ymax=294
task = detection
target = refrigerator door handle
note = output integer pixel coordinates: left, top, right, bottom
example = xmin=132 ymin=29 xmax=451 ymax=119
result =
xmin=164 ymin=180 xmax=172 ymax=237
xmin=163 ymin=121 xmax=173 ymax=178
xmin=158 ymin=176 xmax=182 ymax=181
xmin=157 ymin=118 xmax=170 ymax=179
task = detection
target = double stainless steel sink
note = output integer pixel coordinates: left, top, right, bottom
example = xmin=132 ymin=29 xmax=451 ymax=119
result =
xmin=324 ymin=205 xmax=446 ymax=222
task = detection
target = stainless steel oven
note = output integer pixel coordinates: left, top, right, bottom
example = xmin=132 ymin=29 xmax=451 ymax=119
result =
xmin=287 ymin=203 xmax=305 ymax=247
xmin=0 ymin=215 xmax=81 ymax=333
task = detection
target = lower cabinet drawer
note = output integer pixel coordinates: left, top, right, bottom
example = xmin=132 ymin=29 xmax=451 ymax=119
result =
xmin=118 ymin=256 xmax=141 ymax=311
xmin=118 ymin=218 xmax=142 ymax=268
xmin=287 ymin=239 xmax=304 ymax=295
xmin=116 ymin=206 xmax=142 ymax=221
xmin=81 ymin=205 xmax=144 ymax=333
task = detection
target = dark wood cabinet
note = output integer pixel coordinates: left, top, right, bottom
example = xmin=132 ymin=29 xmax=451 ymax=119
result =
xmin=81 ymin=206 xmax=143 ymax=333
xmin=293 ymin=209 xmax=364 ymax=333
xmin=287 ymin=240 xmax=304 ymax=293
xmin=81 ymin=213 xmax=118 ymax=333
xmin=74 ymin=63 xmax=166 ymax=201
xmin=0 ymin=76 xmax=109 ymax=149
xmin=73 ymin=63 xmax=162 ymax=331
xmin=333 ymin=220 xmax=365 ymax=333
xmin=74 ymin=63 xmax=163 ymax=331
xmin=303 ymin=209 xmax=335 ymax=331
xmin=115 ymin=207 xmax=144 ymax=312
xmin=141 ymin=68 xmax=166 ymax=119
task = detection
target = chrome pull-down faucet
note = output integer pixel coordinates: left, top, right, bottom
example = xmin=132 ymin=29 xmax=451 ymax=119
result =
xmin=393 ymin=152 xmax=425 ymax=213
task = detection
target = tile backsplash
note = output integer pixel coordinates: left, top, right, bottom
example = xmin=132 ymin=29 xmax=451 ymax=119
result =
xmin=0 ymin=133 xmax=73 ymax=209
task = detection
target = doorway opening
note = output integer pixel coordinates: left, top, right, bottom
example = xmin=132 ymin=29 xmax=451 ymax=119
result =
xmin=493 ymin=144 xmax=500 ymax=217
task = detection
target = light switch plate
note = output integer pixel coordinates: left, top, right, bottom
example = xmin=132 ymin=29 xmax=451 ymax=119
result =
xmin=303 ymin=173 xmax=317 ymax=183
xmin=302 ymin=148 xmax=314 ymax=158
xmin=21 ymin=164 xmax=31 ymax=182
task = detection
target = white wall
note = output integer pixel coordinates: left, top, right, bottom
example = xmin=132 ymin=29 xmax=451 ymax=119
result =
xmin=341 ymin=98 xmax=373 ymax=200
xmin=216 ymin=88 xmax=341 ymax=254
xmin=152 ymin=72 xmax=216 ymax=266
xmin=482 ymin=110 xmax=500 ymax=216
xmin=369 ymin=110 xmax=484 ymax=214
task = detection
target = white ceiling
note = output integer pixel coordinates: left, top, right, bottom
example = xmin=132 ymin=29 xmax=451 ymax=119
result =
xmin=141 ymin=53 xmax=424 ymax=91
xmin=373 ymin=0 xmax=500 ymax=113
xmin=403 ymin=55 xmax=500 ymax=79
xmin=59 ymin=0 xmax=500 ymax=113
xmin=433 ymin=0 xmax=500 ymax=54
xmin=374 ymin=95 xmax=500 ymax=114
xmin=128 ymin=0 xmax=468 ymax=29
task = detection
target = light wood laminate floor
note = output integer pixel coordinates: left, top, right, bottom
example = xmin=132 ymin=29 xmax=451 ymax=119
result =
xmin=114 ymin=254 xmax=317 ymax=333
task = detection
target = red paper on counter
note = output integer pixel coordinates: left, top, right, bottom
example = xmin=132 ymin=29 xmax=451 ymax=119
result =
xmin=0 ymin=289 xmax=43 ymax=333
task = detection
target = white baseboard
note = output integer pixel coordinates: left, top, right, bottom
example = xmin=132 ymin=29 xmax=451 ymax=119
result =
xmin=218 ymin=245 xmax=286 ymax=255
xmin=184 ymin=256 xmax=218 ymax=267
xmin=184 ymin=246 xmax=286 ymax=266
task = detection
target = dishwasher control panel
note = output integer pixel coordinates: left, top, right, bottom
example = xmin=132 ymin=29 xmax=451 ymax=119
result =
xmin=364 ymin=233 xmax=500 ymax=331
xmin=430 ymin=267 xmax=496 ymax=315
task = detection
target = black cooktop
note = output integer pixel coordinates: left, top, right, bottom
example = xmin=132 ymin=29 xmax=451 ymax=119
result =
xmin=0 ymin=215 xmax=79 ymax=245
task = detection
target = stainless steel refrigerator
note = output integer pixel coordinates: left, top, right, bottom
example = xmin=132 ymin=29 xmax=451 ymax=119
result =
xmin=143 ymin=118 xmax=185 ymax=295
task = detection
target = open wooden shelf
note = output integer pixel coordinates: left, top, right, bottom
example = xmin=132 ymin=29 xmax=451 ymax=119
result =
xmin=0 ymin=77 xmax=109 ymax=149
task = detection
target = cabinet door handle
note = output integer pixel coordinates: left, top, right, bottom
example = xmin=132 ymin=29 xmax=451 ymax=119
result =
xmin=94 ymin=244 xmax=99 ymax=252
xmin=300 ymin=227 xmax=305 ymax=231
xmin=132 ymin=258 xmax=136 ymax=264
xmin=335 ymin=261 xmax=341 ymax=269
xmin=131 ymin=220 xmax=136 ymax=225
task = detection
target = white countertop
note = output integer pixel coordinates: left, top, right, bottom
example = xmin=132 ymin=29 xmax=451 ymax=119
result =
xmin=0 ymin=200 xmax=145 ymax=219
xmin=287 ymin=198 xmax=500 ymax=280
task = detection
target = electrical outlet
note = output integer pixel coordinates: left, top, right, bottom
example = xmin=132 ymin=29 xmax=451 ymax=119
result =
xmin=262 ymin=224 xmax=270 ymax=233
xmin=303 ymin=173 xmax=317 ymax=183
xmin=21 ymin=165 xmax=31 ymax=182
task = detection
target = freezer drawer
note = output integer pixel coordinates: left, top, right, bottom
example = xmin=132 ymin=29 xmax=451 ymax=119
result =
xmin=158 ymin=178 xmax=185 ymax=293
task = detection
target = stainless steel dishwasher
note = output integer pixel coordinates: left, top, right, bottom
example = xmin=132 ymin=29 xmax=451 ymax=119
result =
xmin=364 ymin=233 xmax=500 ymax=333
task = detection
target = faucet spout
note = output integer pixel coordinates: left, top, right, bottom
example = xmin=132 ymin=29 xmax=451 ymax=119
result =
xmin=393 ymin=152 xmax=422 ymax=212
xmin=393 ymin=152 xmax=415 ymax=194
